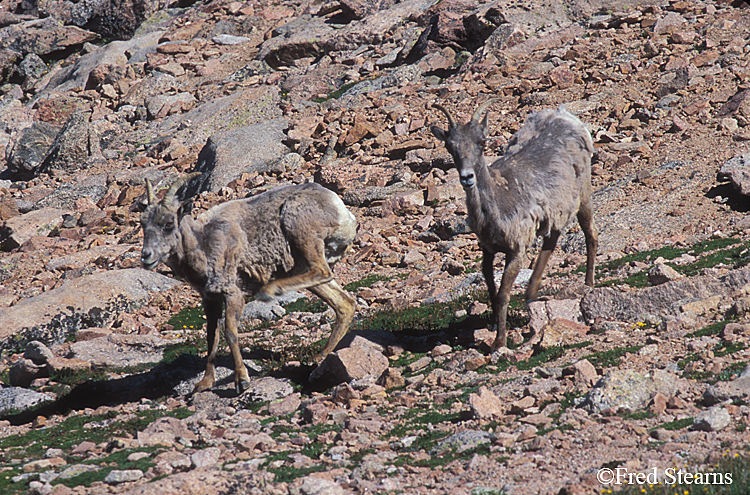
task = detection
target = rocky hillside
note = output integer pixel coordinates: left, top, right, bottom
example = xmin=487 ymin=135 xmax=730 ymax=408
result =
xmin=2 ymin=0 xmax=750 ymax=493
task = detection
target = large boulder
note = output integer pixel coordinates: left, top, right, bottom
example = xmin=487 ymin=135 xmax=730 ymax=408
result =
xmin=583 ymin=369 xmax=683 ymax=413
xmin=0 ymin=207 xmax=73 ymax=251
xmin=26 ymin=0 xmax=168 ymax=41
xmin=4 ymin=121 xmax=60 ymax=180
xmin=185 ymin=118 xmax=290 ymax=195
xmin=0 ymin=18 xmax=99 ymax=57
xmin=38 ymin=110 xmax=103 ymax=175
xmin=67 ymin=334 xmax=184 ymax=368
xmin=581 ymin=267 xmax=750 ymax=323
xmin=0 ymin=386 xmax=55 ymax=416
xmin=0 ymin=269 xmax=180 ymax=353
xmin=36 ymin=30 xmax=164 ymax=98
xmin=719 ymin=153 xmax=750 ymax=196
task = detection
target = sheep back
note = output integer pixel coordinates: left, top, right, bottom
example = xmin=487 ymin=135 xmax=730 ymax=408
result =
xmin=488 ymin=107 xmax=593 ymax=244
xmin=195 ymin=183 xmax=355 ymax=294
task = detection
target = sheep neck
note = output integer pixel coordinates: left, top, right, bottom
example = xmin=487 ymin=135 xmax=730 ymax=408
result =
xmin=464 ymin=164 xmax=495 ymax=233
xmin=167 ymin=218 xmax=204 ymax=282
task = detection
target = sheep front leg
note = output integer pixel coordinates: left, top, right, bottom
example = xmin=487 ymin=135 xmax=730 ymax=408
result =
xmin=194 ymin=298 xmax=222 ymax=393
xmin=308 ymin=280 xmax=356 ymax=362
xmin=491 ymin=252 xmax=522 ymax=352
xmin=482 ymin=249 xmax=498 ymax=309
xmin=224 ymin=287 xmax=250 ymax=394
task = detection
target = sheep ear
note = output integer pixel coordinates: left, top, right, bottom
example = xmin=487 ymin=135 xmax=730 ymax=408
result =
xmin=178 ymin=199 xmax=193 ymax=219
xmin=431 ymin=126 xmax=447 ymax=142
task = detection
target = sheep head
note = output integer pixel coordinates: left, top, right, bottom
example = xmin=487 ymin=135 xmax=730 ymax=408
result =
xmin=140 ymin=172 xmax=201 ymax=270
xmin=431 ymin=100 xmax=498 ymax=189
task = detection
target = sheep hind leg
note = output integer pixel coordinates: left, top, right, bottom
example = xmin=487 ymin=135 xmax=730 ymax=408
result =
xmin=194 ymin=298 xmax=222 ymax=393
xmin=308 ymin=280 xmax=356 ymax=363
xmin=224 ymin=287 xmax=251 ymax=394
xmin=490 ymin=252 xmax=523 ymax=352
xmin=577 ymin=200 xmax=598 ymax=287
xmin=525 ymin=231 xmax=560 ymax=302
xmin=258 ymin=239 xmax=333 ymax=300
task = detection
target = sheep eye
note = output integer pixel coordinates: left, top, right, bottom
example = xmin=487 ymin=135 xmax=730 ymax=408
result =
xmin=164 ymin=221 xmax=175 ymax=231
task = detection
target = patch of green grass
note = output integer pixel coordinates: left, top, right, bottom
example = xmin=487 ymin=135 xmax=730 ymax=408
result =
xmin=620 ymin=410 xmax=655 ymax=421
xmin=654 ymin=417 xmax=693 ymax=431
xmin=715 ymin=341 xmax=745 ymax=358
xmin=470 ymin=489 xmax=509 ymax=495
xmin=356 ymin=291 xmax=527 ymax=336
xmin=584 ymin=236 xmax=748 ymax=288
xmin=583 ymin=344 xmax=644 ymax=368
xmin=262 ymin=450 xmax=327 ymax=483
xmin=0 ymin=407 xmax=192 ymax=465
xmin=687 ymin=320 xmax=728 ymax=338
xmin=52 ymin=446 xmax=160 ymax=490
xmin=167 ymin=306 xmax=205 ymax=330
xmin=516 ymin=346 xmax=566 ymax=371
xmin=684 ymin=360 xmax=748 ymax=384
xmin=344 ymin=273 xmax=397 ymax=292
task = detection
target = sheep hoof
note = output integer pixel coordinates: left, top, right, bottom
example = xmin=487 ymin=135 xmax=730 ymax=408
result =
xmin=236 ymin=380 xmax=250 ymax=395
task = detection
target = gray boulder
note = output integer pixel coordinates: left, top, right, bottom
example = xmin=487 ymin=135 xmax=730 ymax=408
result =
xmin=0 ymin=386 xmax=55 ymax=416
xmin=67 ymin=334 xmax=184 ymax=368
xmin=241 ymin=291 xmax=304 ymax=322
xmin=584 ymin=369 xmax=682 ymax=413
xmin=704 ymin=365 xmax=750 ymax=406
xmin=35 ymin=176 xmax=108 ymax=210
xmin=258 ymin=15 xmax=334 ymax=68
xmin=8 ymin=341 xmax=55 ymax=387
xmin=0 ymin=268 xmax=180 ymax=353
xmin=39 ymin=110 xmax=103 ymax=175
xmin=0 ymin=207 xmax=73 ymax=251
xmin=309 ymin=345 xmax=389 ymax=388
xmin=582 ymin=267 xmax=750 ymax=323
xmin=693 ymin=407 xmax=731 ymax=432
xmin=719 ymin=153 xmax=750 ymax=196
xmin=0 ymin=18 xmax=99 ymax=57
xmin=185 ymin=119 xmax=290 ymax=196
xmin=36 ymin=30 xmax=164 ymax=98
xmin=5 ymin=121 xmax=60 ymax=180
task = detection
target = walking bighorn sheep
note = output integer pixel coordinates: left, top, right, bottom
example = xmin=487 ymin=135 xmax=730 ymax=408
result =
xmin=431 ymin=101 xmax=598 ymax=351
xmin=140 ymin=173 xmax=357 ymax=393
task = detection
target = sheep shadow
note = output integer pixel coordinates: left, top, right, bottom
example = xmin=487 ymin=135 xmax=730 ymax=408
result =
xmin=2 ymin=354 xmax=205 ymax=425
xmin=3 ymin=313 xmax=496 ymax=425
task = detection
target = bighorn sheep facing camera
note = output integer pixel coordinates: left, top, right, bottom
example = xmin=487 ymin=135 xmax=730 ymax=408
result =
xmin=140 ymin=173 xmax=357 ymax=393
xmin=431 ymin=101 xmax=598 ymax=351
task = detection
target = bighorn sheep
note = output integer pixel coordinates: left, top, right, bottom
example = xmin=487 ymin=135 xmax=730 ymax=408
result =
xmin=140 ymin=173 xmax=357 ymax=393
xmin=431 ymin=101 xmax=598 ymax=351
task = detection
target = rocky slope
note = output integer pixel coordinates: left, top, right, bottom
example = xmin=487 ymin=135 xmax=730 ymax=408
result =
xmin=2 ymin=0 xmax=750 ymax=494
